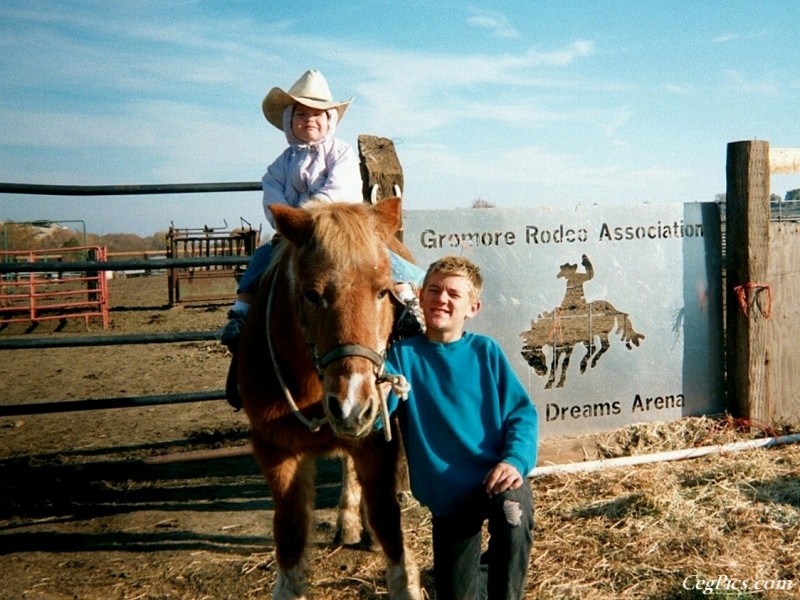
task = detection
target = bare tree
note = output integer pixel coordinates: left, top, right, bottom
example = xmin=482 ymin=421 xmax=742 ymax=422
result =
xmin=471 ymin=197 xmax=495 ymax=208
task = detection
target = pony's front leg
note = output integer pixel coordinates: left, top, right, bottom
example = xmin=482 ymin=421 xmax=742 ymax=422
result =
xmin=255 ymin=439 xmax=315 ymax=600
xmin=352 ymin=437 xmax=422 ymax=600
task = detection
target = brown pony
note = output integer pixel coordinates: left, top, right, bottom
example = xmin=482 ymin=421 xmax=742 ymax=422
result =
xmin=237 ymin=198 xmax=421 ymax=599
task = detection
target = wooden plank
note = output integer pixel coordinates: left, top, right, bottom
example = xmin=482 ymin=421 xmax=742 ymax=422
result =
xmin=725 ymin=140 xmax=772 ymax=427
xmin=769 ymin=147 xmax=800 ymax=174
xmin=768 ymin=222 xmax=800 ymax=425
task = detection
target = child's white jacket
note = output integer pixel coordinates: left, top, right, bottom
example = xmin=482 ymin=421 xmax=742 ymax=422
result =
xmin=261 ymin=106 xmax=363 ymax=228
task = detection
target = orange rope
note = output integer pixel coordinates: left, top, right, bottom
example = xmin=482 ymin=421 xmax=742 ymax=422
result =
xmin=733 ymin=282 xmax=772 ymax=319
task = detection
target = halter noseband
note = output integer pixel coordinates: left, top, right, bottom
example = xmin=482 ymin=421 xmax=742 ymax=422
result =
xmin=313 ymin=344 xmax=387 ymax=380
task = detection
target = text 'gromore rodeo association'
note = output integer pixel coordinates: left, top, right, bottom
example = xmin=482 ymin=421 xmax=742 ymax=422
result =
xmin=419 ymin=220 xmax=705 ymax=249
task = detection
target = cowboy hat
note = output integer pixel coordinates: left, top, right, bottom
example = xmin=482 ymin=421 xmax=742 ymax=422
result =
xmin=262 ymin=69 xmax=353 ymax=130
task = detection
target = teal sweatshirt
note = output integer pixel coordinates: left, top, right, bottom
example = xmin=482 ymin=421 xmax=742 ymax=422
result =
xmin=385 ymin=332 xmax=538 ymax=517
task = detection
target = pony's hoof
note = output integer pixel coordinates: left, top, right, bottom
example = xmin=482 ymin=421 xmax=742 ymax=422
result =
xmin=333 ymin=524 xmax=362 ymax=547
xmin=273 ymin=566 xmax=307 ymax=600
xmin=386 ymin=553 xmax=422 ymax=600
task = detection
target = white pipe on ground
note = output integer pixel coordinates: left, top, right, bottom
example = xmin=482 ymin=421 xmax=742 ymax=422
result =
xmin=529 ymin=432 xmax=800 ymax=478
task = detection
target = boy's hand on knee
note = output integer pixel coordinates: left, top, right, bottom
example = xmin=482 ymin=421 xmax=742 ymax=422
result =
xmin=483 ymin=462 xmax=523 ymax=497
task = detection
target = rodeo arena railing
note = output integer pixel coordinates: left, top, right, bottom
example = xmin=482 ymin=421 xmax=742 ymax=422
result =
xmin=0 ymin=181 xmax=262 ymax=418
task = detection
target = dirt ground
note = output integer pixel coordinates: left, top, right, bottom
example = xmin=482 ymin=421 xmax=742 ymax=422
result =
xmin=2 ymin=275 xmax=798 ymax=599
xmin=1 ymin=274 xmax=440 ymax=599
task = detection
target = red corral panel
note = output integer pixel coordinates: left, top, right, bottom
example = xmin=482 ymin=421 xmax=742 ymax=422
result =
xmin=0 ymin=246 xmax=109 ymax=329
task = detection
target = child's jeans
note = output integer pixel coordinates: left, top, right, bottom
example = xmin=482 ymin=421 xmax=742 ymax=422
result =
xmin=236 ymin=241 xmax=425 ymax=296
xmin=236 ymin=242 xmax=275 ymax=295
xmin=431 ymin=484 xmax=534 ymax=600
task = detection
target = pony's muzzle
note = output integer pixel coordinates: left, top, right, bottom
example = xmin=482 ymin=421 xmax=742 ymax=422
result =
xmin=317 ymin=353 xmax=385 ymax=438
xmin=324 ymin=388 xmax=379 ymax=438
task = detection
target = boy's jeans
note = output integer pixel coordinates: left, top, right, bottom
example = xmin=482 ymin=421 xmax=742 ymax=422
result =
xmin=432 ymin=484 xmax=534 ymax=600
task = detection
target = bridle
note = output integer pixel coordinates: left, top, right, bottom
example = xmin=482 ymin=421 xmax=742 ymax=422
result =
xmin=314 ymin=344 xmax=386 ymax=380
xmin=264 ymin=272 xmax=407 ymax=442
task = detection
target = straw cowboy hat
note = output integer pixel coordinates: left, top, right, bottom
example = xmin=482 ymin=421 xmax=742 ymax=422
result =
xmin=262 ymin=69 xmax=353 ymax=130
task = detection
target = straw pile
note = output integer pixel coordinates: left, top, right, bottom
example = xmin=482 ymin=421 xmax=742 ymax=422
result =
xmin=529 ymin=417 xmax=799 ymax=599
xmin=294 ymin=416 xmax=799 ymax=599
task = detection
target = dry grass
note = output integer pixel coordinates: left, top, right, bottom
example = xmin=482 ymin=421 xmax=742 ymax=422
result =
xmin=6 ymin=413 xmax=796 ymax=599
xmin=295 ymin=416 xmax=800 ymax=599
xmin=529 ymin=421 xmax=800 ymax=599
xmin=594 ymin=415 xmax=795 ymax=458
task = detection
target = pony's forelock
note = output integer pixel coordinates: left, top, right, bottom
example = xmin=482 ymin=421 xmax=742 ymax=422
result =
xmin=308 ymin=203 xmax=386 ymax=271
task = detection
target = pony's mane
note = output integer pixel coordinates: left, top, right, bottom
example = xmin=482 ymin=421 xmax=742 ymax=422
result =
xmin=261 ymin=201 xmax=390 ymax=290
xmin=306 ymin=202 xmax=385 ymax=270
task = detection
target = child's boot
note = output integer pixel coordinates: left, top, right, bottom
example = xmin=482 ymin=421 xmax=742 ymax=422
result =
xmin=220 ymin=302 xmax=250 ymax=409
xmin=220 ymin=307 xmax=248 ymax=350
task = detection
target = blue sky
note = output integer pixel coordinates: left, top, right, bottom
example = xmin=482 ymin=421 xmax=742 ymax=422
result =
xmin=1 ymin=0 xmax=799 ymax=236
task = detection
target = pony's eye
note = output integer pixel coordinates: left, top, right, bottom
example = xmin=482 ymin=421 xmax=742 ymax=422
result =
xmin=304 ymin=290 xmax=321 ymax=305
xmin=377 ymin=288 xmax=390 ymax=300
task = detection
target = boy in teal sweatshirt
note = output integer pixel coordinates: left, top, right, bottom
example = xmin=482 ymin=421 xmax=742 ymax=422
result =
xmin=385 ymin=256 xmax=538 ymax=600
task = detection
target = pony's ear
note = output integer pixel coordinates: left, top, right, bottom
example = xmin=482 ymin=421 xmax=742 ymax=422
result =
xmin=269 ymin=204 xmax=314 ymax=247
xmin=373 ymin=197 xmax=402 ymax=240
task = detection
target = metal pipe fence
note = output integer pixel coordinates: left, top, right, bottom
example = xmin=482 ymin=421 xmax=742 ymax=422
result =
xmin=1 ymin=181 xmax=258 ymax=416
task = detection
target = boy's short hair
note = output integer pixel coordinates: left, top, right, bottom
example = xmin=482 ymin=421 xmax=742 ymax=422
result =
xmin=422 ymin=256 xmax=484 ymax=300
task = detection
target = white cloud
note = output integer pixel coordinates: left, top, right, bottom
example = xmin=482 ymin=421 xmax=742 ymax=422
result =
xmin=663 ymin=83 xmax=692 ymax=95
xmin=466 ymin=8 xmax=520 ymax=39
xmin=336 ymin=40 xmax=597 ymax=133
xmin=133 ymin=101 xmax=268 ymax=182
xmin=722 ymin=69 xmax=780 ymax=96
xmin=396 ymin=139 xmax=695 ymax=213
xmin=1 ymin=109 xmax=157 ymax=149
xmin=712 ymin=33 xmax=738 ymax=43
xmin=712 ymin=31 xmax=768 ymax=43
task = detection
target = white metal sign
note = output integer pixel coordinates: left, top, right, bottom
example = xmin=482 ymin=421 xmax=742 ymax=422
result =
xmin=403 ymin=203 xmax=724 ymax=439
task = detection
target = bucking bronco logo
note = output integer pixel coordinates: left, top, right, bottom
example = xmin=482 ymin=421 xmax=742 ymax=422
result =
xmin=520 ymin=255 xmax=645 ymax=388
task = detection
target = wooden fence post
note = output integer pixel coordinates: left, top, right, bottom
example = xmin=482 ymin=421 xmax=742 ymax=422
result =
xmin=358 ymin=134 xmax=405 ymax=243
xmin=358 ymin=135 xmax=404 ymax=204
xmin=725 ymin=140 xmax=772 ymax=426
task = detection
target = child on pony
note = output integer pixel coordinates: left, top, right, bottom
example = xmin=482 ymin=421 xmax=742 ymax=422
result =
xmin=221 ymin=70 xmax=424 ymax=404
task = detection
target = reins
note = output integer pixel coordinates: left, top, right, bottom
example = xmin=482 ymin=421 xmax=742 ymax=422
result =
xmin=265 ymin=273 xmax=326 ymax=433
xmin=264 ymin=270 xmax=409 ymax=442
